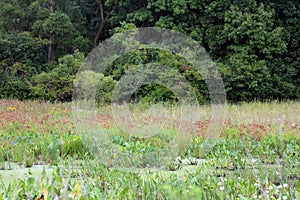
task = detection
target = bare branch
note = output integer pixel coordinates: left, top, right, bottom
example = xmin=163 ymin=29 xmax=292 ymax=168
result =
xmin=94 ymin=1 xmax=117 ymax=46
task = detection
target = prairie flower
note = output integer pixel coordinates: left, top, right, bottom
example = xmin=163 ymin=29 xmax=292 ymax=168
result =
xmin=40 ymin=182 xmax=48 ymax=200
xmin=72 ymin=182 xmax=82 ymax=197
xmin=6 ymin=106 xmax=16 ymax=111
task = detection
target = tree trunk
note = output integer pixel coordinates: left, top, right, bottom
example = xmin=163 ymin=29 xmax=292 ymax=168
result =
xmin=47 ymin=0 xmax=54 ymax=63
xmin=93 ymin=1 xmax=117 ymax=47
xmin=47 ymin=36 xmax=53 ymax=63
xmin=49 ymin=0 xmax=54 ymax=12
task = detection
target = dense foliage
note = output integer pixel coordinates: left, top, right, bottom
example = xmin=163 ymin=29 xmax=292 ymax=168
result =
xmin=0 ymin=100 xmax=299 ymax=199
xmin=0 ymin=0 xmax=299 ymax=102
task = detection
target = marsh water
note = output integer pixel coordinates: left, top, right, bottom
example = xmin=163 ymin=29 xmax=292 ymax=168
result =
xmin=1 ymin=160 xmax=298 ymax=189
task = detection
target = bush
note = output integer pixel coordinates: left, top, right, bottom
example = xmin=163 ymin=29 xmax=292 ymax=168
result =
xmin=31 ymin=51 xmax=84 ymax=101
xmin=0 ymin=59 xmax=35 ymax=99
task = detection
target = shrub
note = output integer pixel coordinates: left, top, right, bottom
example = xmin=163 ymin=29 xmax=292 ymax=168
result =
xmin=31 ymin=51 xmax=84 ymax=101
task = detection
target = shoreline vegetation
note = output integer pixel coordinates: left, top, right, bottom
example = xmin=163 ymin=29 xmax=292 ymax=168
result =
xmin=0 ymin=99 xmax=299 ymax=199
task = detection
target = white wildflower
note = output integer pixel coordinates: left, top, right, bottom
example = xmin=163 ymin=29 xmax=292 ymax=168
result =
xmin=268 ymin=185 xmax=273 ymax=190
xmin=277 ymin=185 xmax=282 ymax=189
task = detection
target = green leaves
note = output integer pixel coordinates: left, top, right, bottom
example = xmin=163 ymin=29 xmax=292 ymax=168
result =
xmin=217 ymin=2 xmax=288 ymax=102
xmin=42 ymin=12 xmax=75 ymax=37
xmin=0 ymin=0 xmax=299 ymax=102
xmin=223 ymin=3 xmax=286 ymax=57
xmin=0 ymin=31 xmax=49 ymax=99
xmin=30 ymin=51 xmax=84 ymax=101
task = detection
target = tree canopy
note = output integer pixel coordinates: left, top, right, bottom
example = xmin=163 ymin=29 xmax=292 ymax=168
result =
xmin=0 ymin=0 xmax=299 ymax=103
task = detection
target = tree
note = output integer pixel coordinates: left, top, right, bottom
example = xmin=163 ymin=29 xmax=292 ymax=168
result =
xmin=264 ymin=0 xmax=300 ymax=99
xmin=0 ymin=0 xmax=27 ymax=32
xmin=0 ymin=31 xmax=49 ymax=99
xmin=42 ymin=11 xmax=76 ymax=62
xmin=218 ymin=2 xmax=287 ymax=101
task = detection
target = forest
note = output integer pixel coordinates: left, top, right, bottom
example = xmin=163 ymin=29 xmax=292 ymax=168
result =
xmin=0 ymin=0 xmax=299 ymax=103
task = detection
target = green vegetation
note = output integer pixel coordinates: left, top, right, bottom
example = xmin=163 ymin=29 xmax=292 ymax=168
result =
xmin=0 ymin=100 xmax=299 ymax=199
xmin=0 ymin=0 xmax=299 ymax=103
xmin=0 ymin=0 xmax=299 ymax=199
